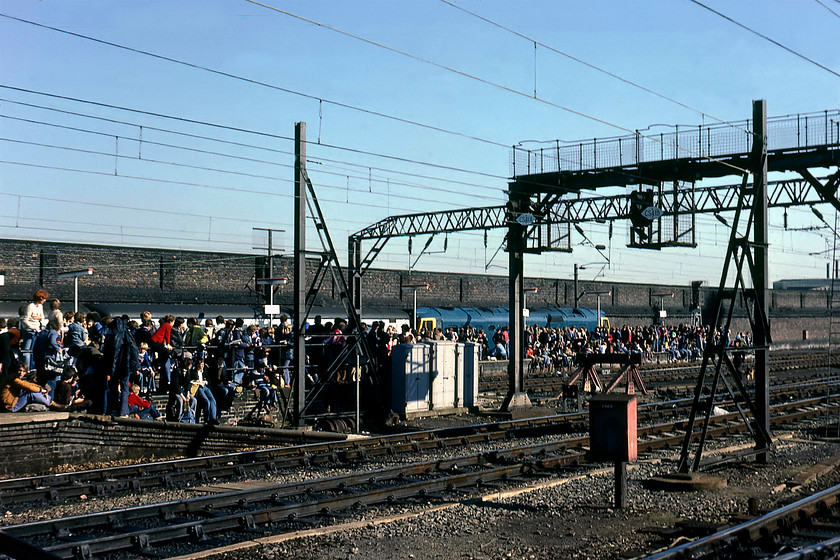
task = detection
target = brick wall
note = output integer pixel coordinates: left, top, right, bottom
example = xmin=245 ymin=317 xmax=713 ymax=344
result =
xmin=0 ymin=239 xmax=831 ymax=343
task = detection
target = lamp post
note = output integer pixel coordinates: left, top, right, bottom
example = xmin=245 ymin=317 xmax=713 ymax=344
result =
xmin=57 ymin=268 xmax=93 ymax=312
xmin=523 ymin=287 xmax=538 ymax=327
xmin=401 ymin=283 xmax=430 ymax=331
xmin=256 ymin=277 xmax=288 ymax=325
xmin=582 ymin=290 xmax=611 ymax=329
xmin=575 ymin=262 xmax=609 ymax=308
xmin=652 ymin=292 xmax=675 ymax=324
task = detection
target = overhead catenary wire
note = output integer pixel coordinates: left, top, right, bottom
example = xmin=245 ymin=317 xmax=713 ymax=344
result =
xmin=247 ymin=0 xmax=753 ymax=177
xmin=814 ymin=0 xmax=840 ymax=19
xmin=0 ymin=15 xmax=510 ymax=150
xmin=0 ymin=98 xmax=509 ymax=196
xmin=0 ymin=159 xmax=483 ymax=218
xmin=688 ymin=0 xmax=840 ymax=79
xmin=438 ymin=0 xmax=753 ymax=136
xmin=0 ymin=85 xmax=508 ymax=182
xmin=0 ymin=133 xmax=504 ymax=204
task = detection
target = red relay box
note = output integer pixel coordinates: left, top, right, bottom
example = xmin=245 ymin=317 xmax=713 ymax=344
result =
xmin=588 ymin=394 xmax=637 ymax=463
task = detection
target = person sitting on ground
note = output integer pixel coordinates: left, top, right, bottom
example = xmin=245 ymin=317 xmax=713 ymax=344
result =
xmin=128 ymin=382 xmax=162 ymax=420
xmin=211 ymin=359 xmax=236 ymax=414
xmin=490 ymin=340 xmax=507 ymax=360
xmin=166 ymin=355 xmax=197 ymax=423
xmin=253 ymin=363 xmax=279 ymax=411
xmin=133 ymin=342 xmax=156 ymax=395
xmin=33 ymin=316 xmax=65 ymax=387
xmin=0 ymin=363 xmax=52 ymax=412
xmin=51 ymin=366 xmax=92 ymax=412
xmin=190 ymin=358 xmax=219 ymax=424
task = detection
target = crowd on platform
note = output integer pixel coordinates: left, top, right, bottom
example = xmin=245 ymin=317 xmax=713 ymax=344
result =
xmin=0 ymin=290 xmax=304 ymax=423
xmin=0 ymin=289 xmax=753 ymax=420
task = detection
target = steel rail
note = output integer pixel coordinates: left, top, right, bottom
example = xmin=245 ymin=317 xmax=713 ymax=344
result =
xmin=4 ymin=396 xmax=836 ymax=559
xmin=642 ymin=483 xmax=840 ymax=559
xmin=0 ymin=360 xmax=831 ymax=506
xmin=0 ymin=413 xmax=590 ymax=505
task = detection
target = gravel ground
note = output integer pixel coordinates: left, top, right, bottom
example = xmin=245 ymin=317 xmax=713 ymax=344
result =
xmin=4 ymin=413 xmax=839 ymax=560
xmin=186 ymin=423 xmax=840 ymax=560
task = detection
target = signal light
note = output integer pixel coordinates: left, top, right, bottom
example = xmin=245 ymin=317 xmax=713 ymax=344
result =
xmin=629 ymin=189 xmax=655 ymax=243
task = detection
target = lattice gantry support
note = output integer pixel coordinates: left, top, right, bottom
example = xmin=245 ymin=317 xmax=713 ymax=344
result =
xmin=677 ymin=100 xmax=773 ymax=472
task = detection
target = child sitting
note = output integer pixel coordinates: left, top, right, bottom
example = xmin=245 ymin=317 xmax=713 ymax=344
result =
xmin=253 ymin=365 xmax=279 ymax=411
xmin=137 ymin=342 xmax=156 ymax=395
xmin=51 ymin=366 xmax=92 ymax=412
xmin=128 ymin=383 xmax=162 ymax=420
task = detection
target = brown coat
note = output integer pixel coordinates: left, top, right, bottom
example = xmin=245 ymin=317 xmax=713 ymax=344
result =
xmin=0 ymin=375 xmax=44 ymax=411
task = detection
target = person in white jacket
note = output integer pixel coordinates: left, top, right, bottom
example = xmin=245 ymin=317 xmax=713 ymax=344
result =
xmin=20 ymin=289 xmax=49 ymax=370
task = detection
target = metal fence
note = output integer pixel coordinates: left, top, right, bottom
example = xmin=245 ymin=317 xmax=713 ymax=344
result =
xmin=511 ymin=109 xmax=840 ymax=177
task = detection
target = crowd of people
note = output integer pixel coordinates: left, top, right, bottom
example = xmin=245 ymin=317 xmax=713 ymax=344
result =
xmin=0 ymin=289 xmax=754 ymax=420
xmin=0 ymin=290 xmax=303 ymax=423
xmin=408 ymin=321 xmax=752 ymax=374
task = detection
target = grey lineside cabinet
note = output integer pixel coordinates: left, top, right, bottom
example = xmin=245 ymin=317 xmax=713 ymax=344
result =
xmin=391 ymin=342 xmax=479 ymax=418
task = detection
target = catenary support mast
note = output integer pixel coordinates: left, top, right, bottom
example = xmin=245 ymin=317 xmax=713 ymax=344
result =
xmin=293 ymin=122 xmax=307 ymax=426
xmin=753 ymin=100 xmax=770 ymax=463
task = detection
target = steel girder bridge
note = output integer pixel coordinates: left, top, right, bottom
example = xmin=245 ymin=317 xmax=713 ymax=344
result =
xmin=348 ymin=102 xmax=839 ymax=469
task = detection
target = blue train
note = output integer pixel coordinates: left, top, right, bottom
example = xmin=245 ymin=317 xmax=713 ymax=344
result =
xmin=415 ymin=306 xmax=608 ymax=334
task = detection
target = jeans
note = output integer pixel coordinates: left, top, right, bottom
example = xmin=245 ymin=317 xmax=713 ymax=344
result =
xmin=129 ymin=403 xmax=161 ymax=419
xmin=12 ymin=389 xmax=50 ymax=412
xmin=19 ymin=329 xmax=36 ymax=370
xmin=108 ymin=374 xmax=131 ymax=417
xmin=195 ymin=386 xmax=217 ymax=422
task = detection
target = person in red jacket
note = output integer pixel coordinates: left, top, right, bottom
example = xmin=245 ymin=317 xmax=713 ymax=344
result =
xmin=149 ymin=314 xmax=175 ymax=394
xmin=128 ymin=383 xmax=161 ymax=420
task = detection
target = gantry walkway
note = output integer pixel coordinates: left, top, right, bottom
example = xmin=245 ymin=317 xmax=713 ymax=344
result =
xmin=511 ymin=109 xmax=840 ymax=190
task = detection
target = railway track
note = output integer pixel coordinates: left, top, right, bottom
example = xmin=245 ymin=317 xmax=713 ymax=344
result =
xmin=480 ymin=351 xmax=838 ymax=396
xmin=1 ymin=394 xmax=837 ymax=559
xmin=0 ymin=372 xmax=833 ymax=508
xmin=642 ymin=481 xmax=840 ymax=559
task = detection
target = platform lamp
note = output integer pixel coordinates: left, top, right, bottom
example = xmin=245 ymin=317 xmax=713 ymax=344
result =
xmin=575 ymin=261 xmax=609 ymax=308
xmin=582 ymin=290 xmax=611 ymax=329
xmin=0 ymin=271 xmax=4 ymax=287
xmin=652 ymin=292 xmax=675 ymax=324
xmin=401 ymin=283 xmax=430 ymax=331
xmin=523 ymin=287 xmax=538 ymax=328
xmin=57 ymin=268 xmax=93 ymax=312
xmin=255 ymin=277 xmax=288 ymax=325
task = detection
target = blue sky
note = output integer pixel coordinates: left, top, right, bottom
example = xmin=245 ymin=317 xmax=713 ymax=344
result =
xmin=1 ymin=0 xmax=838 ymax=287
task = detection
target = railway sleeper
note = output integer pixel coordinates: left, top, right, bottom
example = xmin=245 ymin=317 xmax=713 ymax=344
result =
xmin=54 ymin=527 xmax=88 ymax=543
xmin=317 ymin=507 xmax=355 ymax=520
xmin=72 ymin=543 xmax=92 ymax=560
xmin=161 ymin=512 xmax=200 ymax=525
xmin=810 ymin=519 xmax=840 ymax=531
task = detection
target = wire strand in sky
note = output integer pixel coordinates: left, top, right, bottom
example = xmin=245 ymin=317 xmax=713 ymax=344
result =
xmin=814 ymin=0 xmax=840 ymax=19
xmin=0 ymin=107 xmax=507 ymax=198
xmin=0 ymin=85 xmax=508 ymax=181
xmin=438 ymin=0 xmax=751 ymax=136
xmin=688 ymin=0 xmax=840 ymax=78
xmin=245 ymin=1 xmax=752 ymax=176
xmin=0 ymin=14 xmax=510 ymax=150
